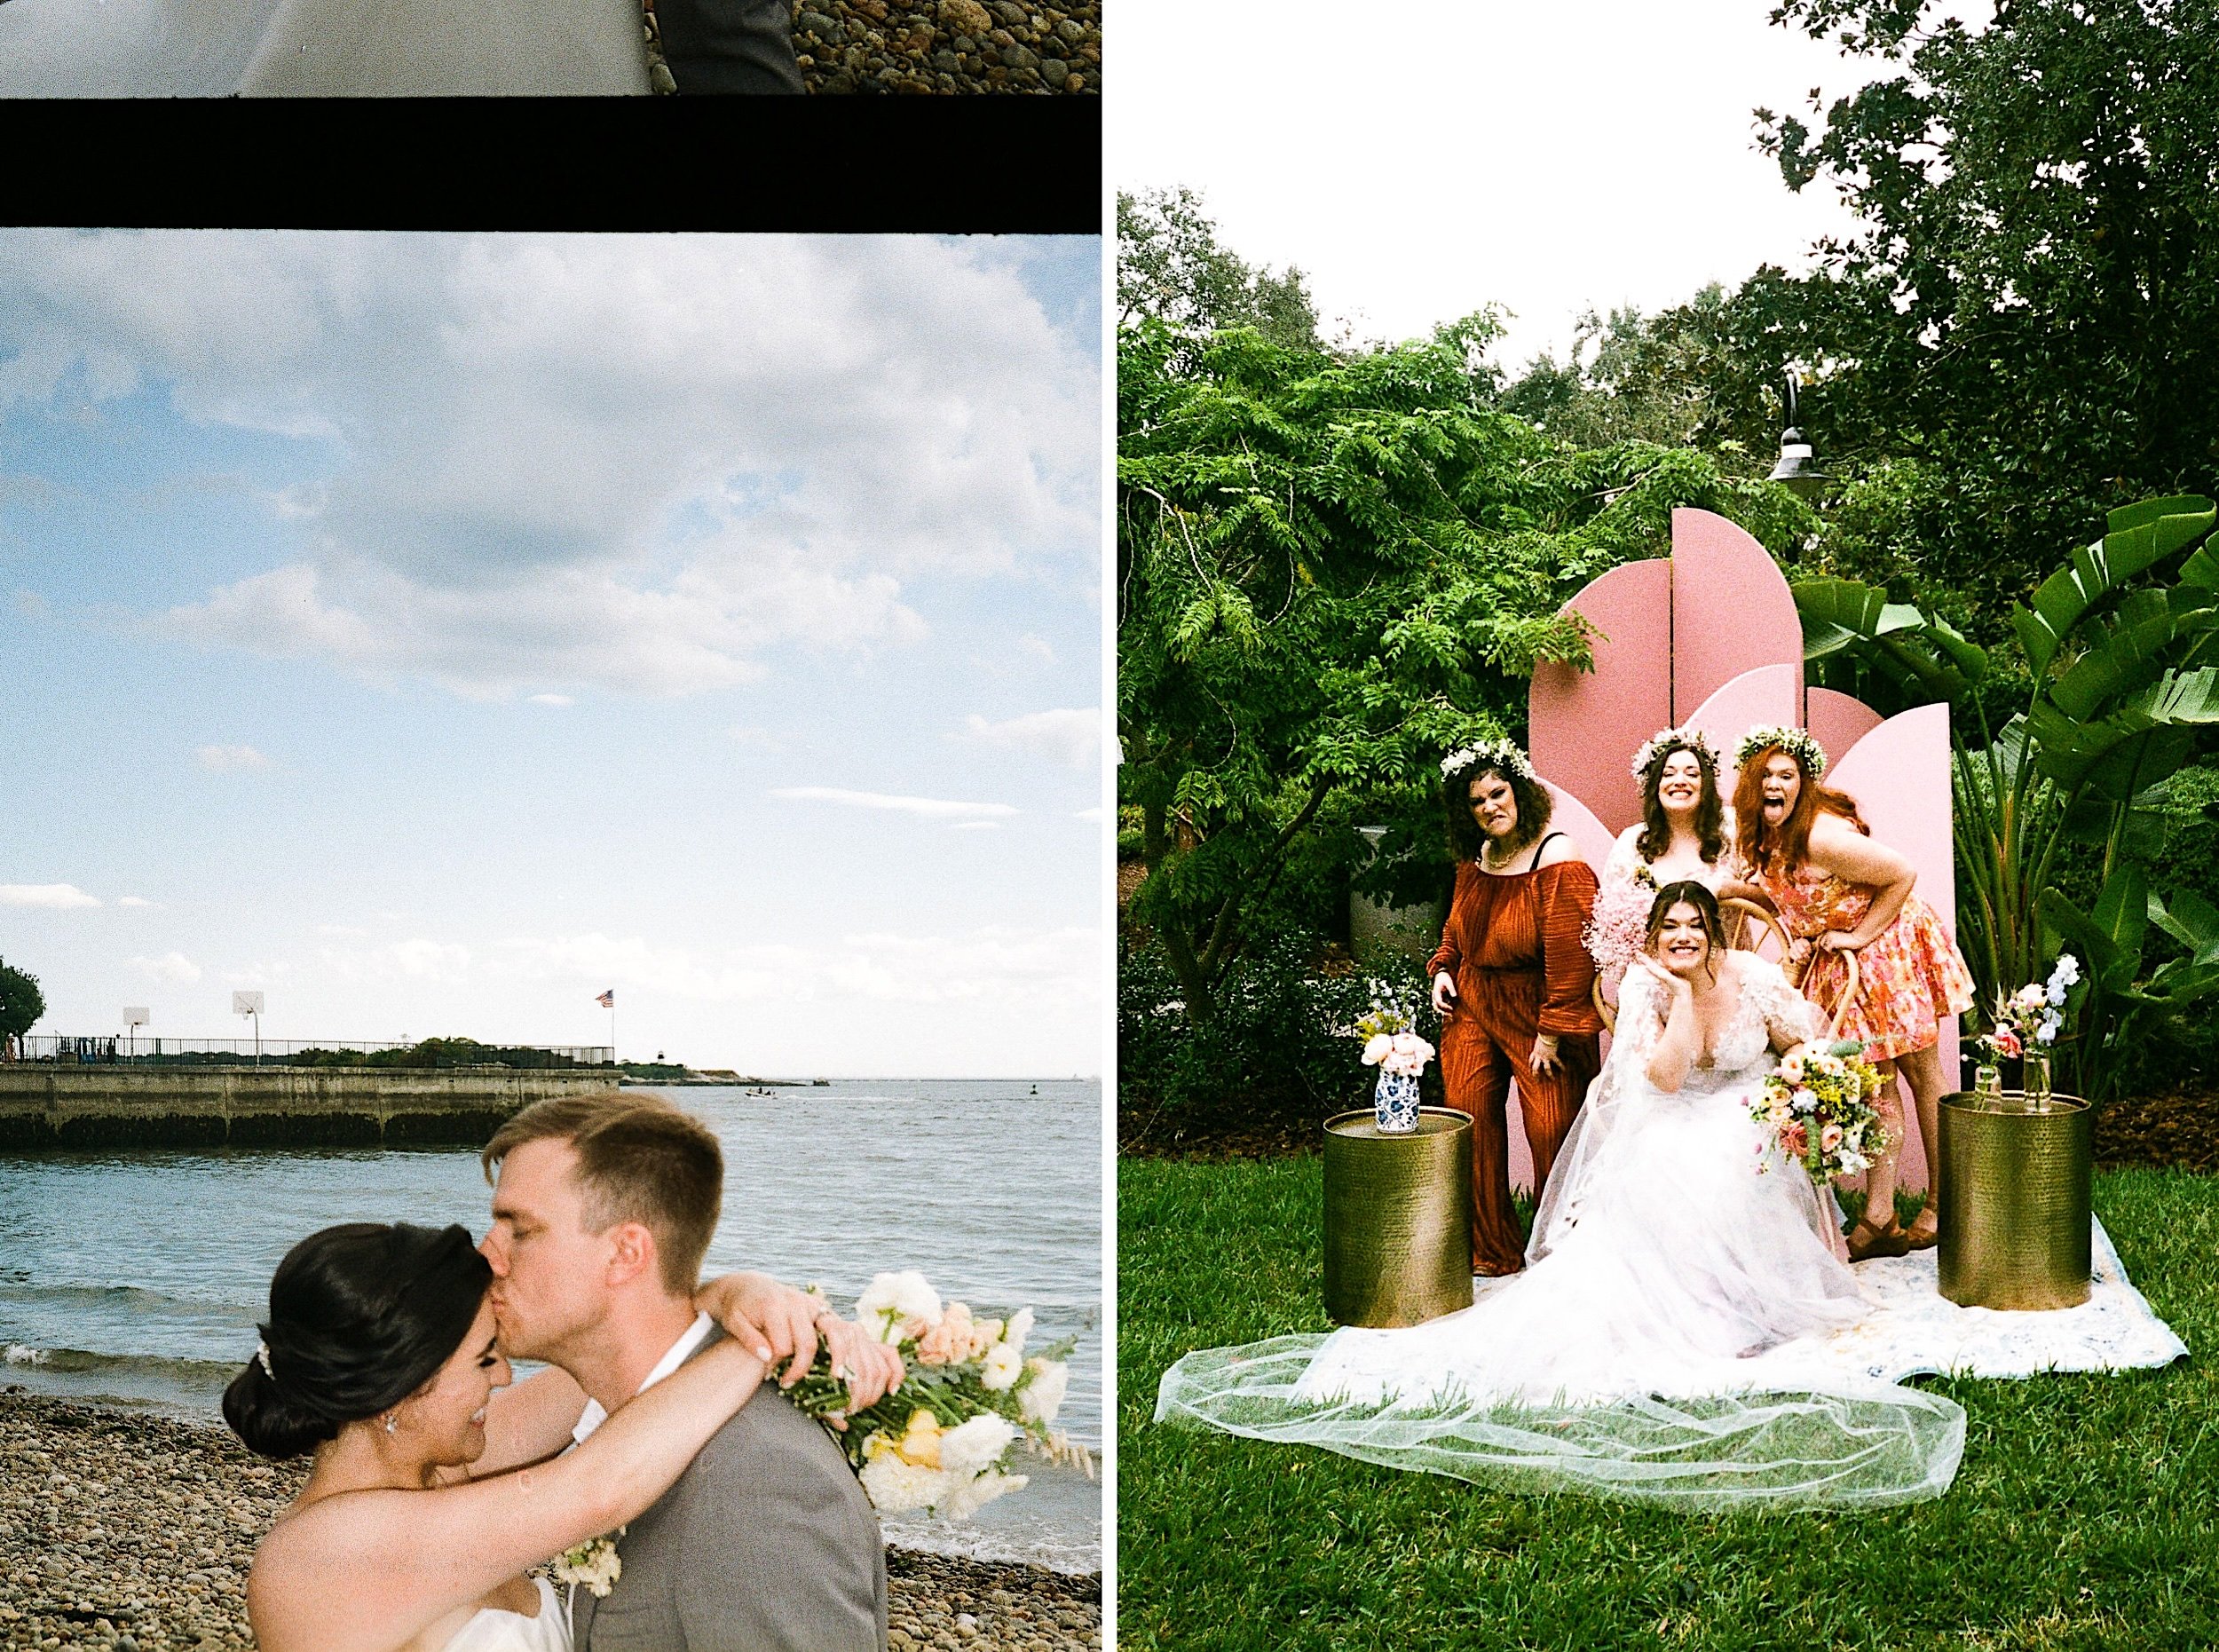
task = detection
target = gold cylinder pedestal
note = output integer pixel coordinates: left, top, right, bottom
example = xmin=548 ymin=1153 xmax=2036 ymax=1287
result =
xmin=1322 ymin=1107 xmax=1474 ymax=1328
xmin=1937 ymin=1091 xmax=2093 ymax=1311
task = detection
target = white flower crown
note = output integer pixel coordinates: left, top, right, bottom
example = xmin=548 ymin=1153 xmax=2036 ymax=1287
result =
xmin=1629 ymin=726 xmax=1719 ymax=779
xmin=1733 ymin=724 xmax=1828 ymax=780
xmin=1440 ymin=738 xmax=1536 ymax=784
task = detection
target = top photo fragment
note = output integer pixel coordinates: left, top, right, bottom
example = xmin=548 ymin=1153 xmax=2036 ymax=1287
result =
xmin=0 ymin=0 xmax=1102 ymax=96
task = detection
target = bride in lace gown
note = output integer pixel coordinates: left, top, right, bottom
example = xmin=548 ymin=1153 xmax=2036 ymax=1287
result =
xmin=1156 ymin=881 xmax=1966 ymax=1507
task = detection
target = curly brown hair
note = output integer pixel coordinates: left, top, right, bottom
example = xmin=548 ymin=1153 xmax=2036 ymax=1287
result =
xmin=1444 ymin=759 xmax=1554 ymax=863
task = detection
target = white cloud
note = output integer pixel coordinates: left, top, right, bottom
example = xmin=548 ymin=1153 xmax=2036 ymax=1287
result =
xmin=960 ymin=707 xmax=1102 ymax=770
xmin=13 ymin=589 xmax=48 ymax=618
xmin=527 ymin=693 xmax=574 ymax=707
xmin=1018 ymin=635 xmax=1055 ymax=664
xmin=117 ymin=895 xmax=154 ymax=907
xmin=195 ymin=744 xmax=271 ymax=771
xmin=0 ymin=883 xmax=100 ymax=909
xmin=0 ymin=233 xmax=1097 ymax=700
xmin=127 ymin=952 xmax=201 ymax=983
xmin=948 ymin=821 xmax=1003 ymax=832
xmin=771 ymin=786 xmax=1018 ymax=821
xmin=1073 ymin=806 xmax=1105 ymax=822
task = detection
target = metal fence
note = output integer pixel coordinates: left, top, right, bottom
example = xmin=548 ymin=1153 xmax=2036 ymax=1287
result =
xmin=12 ymin=1036 xmax=616 ymax=1069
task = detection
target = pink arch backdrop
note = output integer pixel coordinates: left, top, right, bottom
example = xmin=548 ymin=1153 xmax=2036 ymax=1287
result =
xmin=1504 ymin=508 xmax=1958 ymax=1195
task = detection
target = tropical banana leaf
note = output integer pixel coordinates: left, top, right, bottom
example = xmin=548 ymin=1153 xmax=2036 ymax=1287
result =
xmin=1792 ymin=577 xmax=1988 ymax=707
xmin=2090 ymin=861 xmax=2149 ymax=975
xmin=2014 ymin=495 xmax=2217 ymax=677
xmin=2147 ymin=887 xmax=2219 ymax=968
xmin=2026 ymin=665 xmax=2219 ymax=796
xmin=2037 ymin=887 xmax=2134 ymax=994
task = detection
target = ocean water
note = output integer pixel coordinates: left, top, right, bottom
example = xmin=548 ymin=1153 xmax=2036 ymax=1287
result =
xmin=0 ymin=1078 xmax=1103 ymax=1573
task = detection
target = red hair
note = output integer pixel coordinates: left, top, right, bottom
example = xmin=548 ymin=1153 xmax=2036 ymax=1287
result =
xmin=1733 ymin=745 xmax=1867 ymax=877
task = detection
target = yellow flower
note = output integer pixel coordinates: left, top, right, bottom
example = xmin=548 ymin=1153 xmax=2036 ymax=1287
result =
xmin=896 ymin=1408 xmax=944 ymax=1468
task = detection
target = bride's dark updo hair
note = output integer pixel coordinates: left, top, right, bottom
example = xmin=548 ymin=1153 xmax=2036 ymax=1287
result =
xmin=222 ymin=1222 xmax=491 ymax=1460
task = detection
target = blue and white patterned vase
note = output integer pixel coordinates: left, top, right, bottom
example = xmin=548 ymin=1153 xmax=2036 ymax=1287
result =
xmin=1373 ymin=1070 xmax=1421 ymax=1134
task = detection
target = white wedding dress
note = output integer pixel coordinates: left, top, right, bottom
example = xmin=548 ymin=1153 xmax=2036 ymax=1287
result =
xmin=1156 ymin=954 xmax=1966 ymax=1507
xmin=441 ymin=1578 xmax=571 ymax=1652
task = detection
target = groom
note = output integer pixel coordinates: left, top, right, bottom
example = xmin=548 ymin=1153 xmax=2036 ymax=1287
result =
xmin=478 ymin=1089 xmax=888 ymax=1649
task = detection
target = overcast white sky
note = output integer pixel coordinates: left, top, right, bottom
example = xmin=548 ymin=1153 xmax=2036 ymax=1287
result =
xmin=1115 ymin=0 xmax=1892 ymax=371
xmin=0 ymin=233 xmax=1102 ymax=1077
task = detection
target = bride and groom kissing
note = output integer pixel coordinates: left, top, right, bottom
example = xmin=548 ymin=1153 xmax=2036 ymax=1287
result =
xmin=224 ymin=1089 xmax=901 ymax=1652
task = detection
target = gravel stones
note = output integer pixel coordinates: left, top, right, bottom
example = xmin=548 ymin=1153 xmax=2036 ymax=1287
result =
xmin=787 ymin=0 xmax=1100 ymax=92
xmin=0 ymin=1390 xmax=1102 ymax=1651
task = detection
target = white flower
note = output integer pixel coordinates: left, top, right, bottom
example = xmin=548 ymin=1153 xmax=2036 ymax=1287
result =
xmin=938 ymin=1414 xmax=1019 ymax=1478
xmin=1360 ymin=1033 xmax=1392 ymax=1067
xmin=859 ymin=1451 xmax=950 ymax=1514
xmin=2049 ymin=953 xmax=2081 ymax=992
xmin=554 ymin=1533 xmax=625 ymax=1599
xmin=937 ymin=1468 xmax=1029 ymax=1522
xmin=980 ymin=1340 xmax=1023 ymax=1391
xmin=2037 ymin=1010 xmax=2063 ymax=1045
xmin=1002 ymin=1307 xmax=1034 ymax=1353
xmin=1017 ymin=1357 xmax=1070 ymax=1425
xmin=855 ymin=1271 xmax=942 ymax=1341
xmin=2013 ymin=982 xmax=2049 ymax=1012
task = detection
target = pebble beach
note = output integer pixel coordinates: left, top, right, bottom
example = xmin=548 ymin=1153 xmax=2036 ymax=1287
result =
xmin=786 ymin=0 xmax=1101 ymax=94
xmin=0 ymin=1391 xmax=1102 ymax=1651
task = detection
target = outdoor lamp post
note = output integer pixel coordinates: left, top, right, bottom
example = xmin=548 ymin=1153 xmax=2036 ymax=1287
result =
xmin=1767 ymin=372 xmax=1831 ymax=501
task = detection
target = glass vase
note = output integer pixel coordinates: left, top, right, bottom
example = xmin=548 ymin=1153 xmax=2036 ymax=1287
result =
xmin=2024 ymin=1050 xmax=2053 ymax=1110
xmin=1373 ymin=1069 xmax=1421 ymax=1134
xmin=1974 ymin=1062 xmax=2003 ymax=1101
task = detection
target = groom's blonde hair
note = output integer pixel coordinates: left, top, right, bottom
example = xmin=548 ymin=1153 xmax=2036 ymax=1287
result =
xmin=482 ymin=1090 xmax=722 ymax=1294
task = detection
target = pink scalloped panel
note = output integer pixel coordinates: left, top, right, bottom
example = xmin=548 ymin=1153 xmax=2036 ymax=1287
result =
xmin=1829 ymin=703 xmax=1959 ymax=1193
xmin=1669 ymin=509 xmax=1804 ymax=726
xmin=1683 ymin=665 xmax=1801 ymax=800
xmin=1529 ymin=557 xmax=1671 ymax=836
xmin=1806 ymin=687 xmax=1884 ymax=779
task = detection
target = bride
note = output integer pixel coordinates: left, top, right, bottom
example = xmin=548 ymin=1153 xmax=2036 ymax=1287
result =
xmin=1156 ymin=881 xmax=1966 ymax=1506
xmin=224 ymin=1221 xmax=894 ymax=1651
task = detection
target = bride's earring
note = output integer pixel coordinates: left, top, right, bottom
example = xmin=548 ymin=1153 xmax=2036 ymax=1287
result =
xmin=383 ymin=1412 xmax=399 ymax=1435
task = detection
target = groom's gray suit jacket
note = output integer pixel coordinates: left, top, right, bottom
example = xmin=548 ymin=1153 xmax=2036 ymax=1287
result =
xmin=572 ymin=1331 xmax=888 ymax=1651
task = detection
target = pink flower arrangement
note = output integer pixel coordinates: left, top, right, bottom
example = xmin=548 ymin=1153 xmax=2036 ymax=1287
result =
xmin=1361 ymin=1030 xmax=1434 ymax=1078
xmin=1583 ymin=873 xmax=1654 ymax=980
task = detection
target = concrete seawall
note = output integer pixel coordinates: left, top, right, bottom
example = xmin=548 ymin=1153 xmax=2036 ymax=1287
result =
xmin=0 ymin=1066 xmax=620 ymax=1150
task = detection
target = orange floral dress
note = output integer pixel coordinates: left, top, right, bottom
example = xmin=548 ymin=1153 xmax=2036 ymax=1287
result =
xmin=1756 ymin=863 xmax=1974 ymax=1062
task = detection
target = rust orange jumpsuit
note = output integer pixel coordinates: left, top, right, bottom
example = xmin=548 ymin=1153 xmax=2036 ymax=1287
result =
xmin=1428 ymin=834 xmax=1603 ymax=1275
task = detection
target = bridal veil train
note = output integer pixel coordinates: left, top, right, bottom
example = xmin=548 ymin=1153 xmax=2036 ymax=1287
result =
xmin=1154 ymin=955 xmax=1966 ymax=1508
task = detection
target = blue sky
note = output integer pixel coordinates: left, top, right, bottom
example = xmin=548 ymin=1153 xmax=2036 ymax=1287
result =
xmin=0 ymin=233 xmax=1102 ymax=1077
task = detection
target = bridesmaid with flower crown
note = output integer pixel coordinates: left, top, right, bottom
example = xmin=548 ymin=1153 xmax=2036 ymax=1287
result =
xmin=1428 ymin=739 xmax=1604 ymax=1276
xmin=1588 ymin=730 xmax=1743 ymax=992
xmin=1733 ymin=725 xmax=1975 ymax=1260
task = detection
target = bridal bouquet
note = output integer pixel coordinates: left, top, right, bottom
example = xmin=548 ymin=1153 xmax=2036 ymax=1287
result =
xmin=1583 ymin=866 xmax=1654 ymax=979
xmin=787 ymin=1271 xmax=1089 ymax=1521
xmin=1750 ymin=1039 xmax=1887 ymax=1183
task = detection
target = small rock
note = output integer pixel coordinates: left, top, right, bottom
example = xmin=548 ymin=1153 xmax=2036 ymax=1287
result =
xmin=938 ymin=0 xmax=992 ymax=34
xmin=1039 ymin=56 xmax=1065 ymax=81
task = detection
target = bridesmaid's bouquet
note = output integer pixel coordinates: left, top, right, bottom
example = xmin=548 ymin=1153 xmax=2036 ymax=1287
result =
xmin=788 ymin=1271 xmax=1090 ymax=1521
xmin=1583 ymin=866 xmax=1654 ymax=978
xmin=1750 ymin=1039 xmax=1888 ymax=1182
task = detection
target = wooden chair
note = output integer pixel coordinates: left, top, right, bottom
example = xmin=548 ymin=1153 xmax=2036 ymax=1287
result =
xmin=1591 ymin=896 xmax=1860 ymax=1039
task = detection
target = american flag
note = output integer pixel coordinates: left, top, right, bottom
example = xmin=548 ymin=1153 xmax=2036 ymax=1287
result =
xmin=596 ymin=989 xmax=615 ymax=1008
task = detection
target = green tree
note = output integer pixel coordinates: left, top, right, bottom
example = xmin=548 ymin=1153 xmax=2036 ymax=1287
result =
xmin=1741 ymin=0 xmax=2219 ymax=625
xmin=1116 ymin=186 xmax=1321 ymax=351
xmin=0 ymin=959 xmax=45 ymax=1058
xmin=1119 ymin=319 xmax=1814 ymax=1024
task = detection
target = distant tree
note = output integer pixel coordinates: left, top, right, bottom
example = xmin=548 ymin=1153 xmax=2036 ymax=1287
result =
xmin=0 ymin=960 xmax=45 ymax=1060
xmin=1732 ymin=0 xmax=2219 ymax=624
xmin=1117 ymin=186 xmax=1322 ymax=352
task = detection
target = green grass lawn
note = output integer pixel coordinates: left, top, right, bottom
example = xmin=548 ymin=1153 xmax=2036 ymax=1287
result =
xmin=1118 ymin=1159 xmax=2219 ymax=1650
